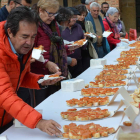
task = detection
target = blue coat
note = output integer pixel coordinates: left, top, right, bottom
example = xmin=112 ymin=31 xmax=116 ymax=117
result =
xmin=85 ymin=12 xmax=110 ymax=54
xmin=0 ymin=5 xmax=9 ymax=22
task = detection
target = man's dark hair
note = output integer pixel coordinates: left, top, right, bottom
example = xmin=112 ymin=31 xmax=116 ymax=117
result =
xmin=55 ymin=7 xmax=73 ymax=23
xmin=81 ymin=0 xmax=86 ymax=4
xmin=5 ymin=6 xmax=39 ymax=37
xmin=75 ymin=4 xmax=88 ymax=16
xmin=101 ymin=2 xmax=109 ymax=8
xmin=8 ymin=0 xmax=32 ymax=5
xmin=31 ymin=3 xmax=37 ymax=11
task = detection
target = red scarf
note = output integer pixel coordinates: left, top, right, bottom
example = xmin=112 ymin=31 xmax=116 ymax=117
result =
xmin=106 ymin=17 xmax=120 ymax=39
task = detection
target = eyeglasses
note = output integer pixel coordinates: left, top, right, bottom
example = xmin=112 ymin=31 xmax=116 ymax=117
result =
xmin=45 ymin=10 xmax=58 ymax=17
xmin=14 ymin=1 xmax=22 ymax=6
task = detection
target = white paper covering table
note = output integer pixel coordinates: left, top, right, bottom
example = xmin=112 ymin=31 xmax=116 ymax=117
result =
xmin=1 ymin=47 xmax=139 ymax=140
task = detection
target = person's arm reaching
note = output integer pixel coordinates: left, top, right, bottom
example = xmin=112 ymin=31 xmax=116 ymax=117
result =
xmin=0 ymin=59 xmax=42 ymax=129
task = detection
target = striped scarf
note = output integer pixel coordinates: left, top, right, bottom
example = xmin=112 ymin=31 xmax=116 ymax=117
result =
xmin=40 ymin=20 xmax=68 ymax=77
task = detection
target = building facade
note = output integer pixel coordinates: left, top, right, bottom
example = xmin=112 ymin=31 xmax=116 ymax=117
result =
xmin=0 ymin=0 xmax=137 ymax=32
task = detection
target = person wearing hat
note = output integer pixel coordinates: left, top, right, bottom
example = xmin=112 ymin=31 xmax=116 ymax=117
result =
xmin=61 ymin=7 xmax=88 ymax=78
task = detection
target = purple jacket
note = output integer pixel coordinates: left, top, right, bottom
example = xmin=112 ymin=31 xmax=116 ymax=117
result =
xmin=61 ymin=23 xmax=87 ymax=60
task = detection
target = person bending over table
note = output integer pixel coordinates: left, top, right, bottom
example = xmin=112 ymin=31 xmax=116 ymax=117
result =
xmin=0 ymin=6 xmax=62 ymax=136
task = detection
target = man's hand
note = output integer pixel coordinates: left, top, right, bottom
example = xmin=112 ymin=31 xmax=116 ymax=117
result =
xmin=30 ymin=58 xmax=35 ymax=63
xmin=137 ymin=36 xmax=140 ymax=41
xmin=68 ymin=45 xmax=82 ymax=51
xmin=70 ymin=58 xmax=77 ymax=67
xmin=46 ymin=61 xmax=60 ymax=73
xmin=41 ymin=72 xmax=63 ymax=86
xmin=36 ymin=119 xmax=62 ymax=136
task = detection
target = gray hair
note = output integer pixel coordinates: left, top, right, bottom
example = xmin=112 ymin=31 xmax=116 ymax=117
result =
xmin=85 ymin=0 xmax=95 ymax=4
xmin=90 ymin=2 xmax=100 ymax=9
xmin=106 ymin=7 xmax=118 ymax=17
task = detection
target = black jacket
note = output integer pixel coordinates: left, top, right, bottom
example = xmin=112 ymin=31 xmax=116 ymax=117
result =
xmin=0 ymin=5 xmax=9 ymax=22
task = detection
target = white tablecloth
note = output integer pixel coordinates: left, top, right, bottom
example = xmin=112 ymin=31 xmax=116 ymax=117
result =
xmin=1 ymin=47 xmax=139 ymax=140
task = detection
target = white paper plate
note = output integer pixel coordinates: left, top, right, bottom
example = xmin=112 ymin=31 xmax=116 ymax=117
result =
xmin=102 ymin=31 xmax=112 ymax=38
xmin=38 ymin=75 xmax=66 ymax=84
xmin=64 ymin=40 xmax=74 ymax=45
xmin=85 ymin=33 xmax=96 ymax=38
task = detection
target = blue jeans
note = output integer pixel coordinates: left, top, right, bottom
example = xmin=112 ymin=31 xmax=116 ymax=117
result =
xmin=94 ymin=46 xmax=105 ymax=58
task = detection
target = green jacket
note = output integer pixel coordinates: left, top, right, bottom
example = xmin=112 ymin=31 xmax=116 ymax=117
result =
xmin=85 ymin=21 xmax=98 ymax=59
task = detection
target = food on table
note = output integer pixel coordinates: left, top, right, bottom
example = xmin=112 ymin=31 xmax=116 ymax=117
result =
xmin=120 ymin=50 xmax=140 ymax=58
xmin=121 ymin=50 xmax=140 ymax=55
xmin=130 ymin=88 xmax=140 ymax=108
xmin=85 ymin=84 xmax=89 ymax=88
xmin=62 ymin=123 xmax=115 ymax=139
xmin=129 ymin=48 xmax=140 ymax=51
xmin=118 ymin=60 xmax=137 ymax=65
xmin=117 ymin=57 xmax=138 ymax=62
xmin=129 ymin=41 xmax=140 ymax=47
xmin=90 ymin=80 xmax=126 ymax=87
xmin=81 ymin=88 xmax=119 ymax=96
xmin=66 ymin=96 xmax=109 ymax=107
xmin=104 ymin=64 xmax=130 ymax=70
xmin=95 ymin=74 xmax=127 ymax=81
xmin=73 ymin=39 xmax=86 ymax=46
xmin=34 ymin=45 xmax=44 ymax=51
xmin=121 ymin=54 xmax=140 ymax=58
xmin=123 ymin=121 xmax=132 ymax=126
xmin=99 ymin=70 xmax=128 ymax=75
xmin=61 ymin=108 xmax=111 ymax=121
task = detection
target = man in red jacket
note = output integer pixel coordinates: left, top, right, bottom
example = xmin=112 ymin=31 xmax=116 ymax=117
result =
xmin=0 ymin=6 xmax=62 ymax=136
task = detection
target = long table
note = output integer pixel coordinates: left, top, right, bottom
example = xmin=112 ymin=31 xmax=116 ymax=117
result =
xmin=1 ymin=47 xmax=139 ymax=140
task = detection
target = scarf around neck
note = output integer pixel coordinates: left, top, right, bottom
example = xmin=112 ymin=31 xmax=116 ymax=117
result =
xmin=116 ymin=19 xmax=122 ymax=33
xmin=106 ymin=17 xmax=120 ymax=39
xmin=40 ymin=20 xmax=68 ymax=77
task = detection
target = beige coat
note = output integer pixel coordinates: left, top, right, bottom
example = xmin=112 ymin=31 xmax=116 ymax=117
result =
xmin=85 ymin=20 xmax=98 ymax=59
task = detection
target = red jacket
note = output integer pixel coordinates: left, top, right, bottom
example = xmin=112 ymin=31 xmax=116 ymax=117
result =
xmin=0 ymin=21 xmax=44 ymax=128
xmin=31 ymin=23 xmax=71 ymax=75
xmin=103 ymin=18 xmax=121 ymax=50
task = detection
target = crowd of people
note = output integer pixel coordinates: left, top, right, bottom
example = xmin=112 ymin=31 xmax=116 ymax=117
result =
xmin=0 ymin=0 xmax=139 ymax=137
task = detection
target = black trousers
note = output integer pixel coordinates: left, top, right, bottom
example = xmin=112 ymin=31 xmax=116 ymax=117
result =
xmin=0 ymin=121 xmax=13 ymax=134
xmin=81 ymin=49 xmax=92 ymax=72
xmin=34 ymin=85 xmax=61 ymax=106
xmin=17 ymin=87 xmax=31 ymax=106
xmin=68 ymin=59 xmax=84 ymax=78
